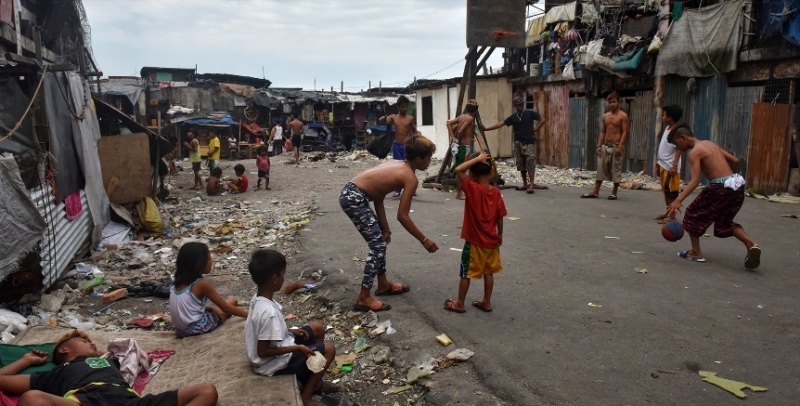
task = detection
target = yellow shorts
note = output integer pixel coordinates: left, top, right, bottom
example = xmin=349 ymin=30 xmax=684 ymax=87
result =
xmin=459 ymin=242 xmax=502 ymax=279
xmin=658 ymin=167 xmax=681 ymax=194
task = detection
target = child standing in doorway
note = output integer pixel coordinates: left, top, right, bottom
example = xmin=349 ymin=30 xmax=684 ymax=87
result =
xmin=169 ymin=242 xmax=248 ymax=337
xmin=444 ymin=151 xmax=507 ymax=313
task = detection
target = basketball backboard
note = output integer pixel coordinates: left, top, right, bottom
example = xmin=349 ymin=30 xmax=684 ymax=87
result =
xmin=466 ymin=0 xmax=527 ymax=48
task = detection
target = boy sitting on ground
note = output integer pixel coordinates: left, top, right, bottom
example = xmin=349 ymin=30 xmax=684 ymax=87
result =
xmin=227 ymin=164 xmax=249 ymax=193
xmin=0 ymin=329 xmax=217 ymax=405
xmin=444 ymin=151 xmax=507 ymax=313
xmin=206 ymin=167 xmax=223 ymax=196
xmin=245 ymin=250 xmax=339 ymax=406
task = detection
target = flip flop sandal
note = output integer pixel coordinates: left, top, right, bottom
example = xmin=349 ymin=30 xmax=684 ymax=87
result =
xmin=375 ymin=283 xmax=410 ymax=296
xmin=744 ymin=246 xmax=761 ymax=269
xmin=127 ymin=317 xmax=154 ymax=328
xmin=472 ymin=300 xmax=493 ymax=312
xmin=580 ymin=193 xmax=598 ymax=198
xmin=444 ymin=299 xmax=466 ymax=313
xmin=514 ymin=186 xmax=527 ymax=191
xmin=678 ymin=251 xmax=706 ymax=263
xmin=315 ymin=380 xmax=341 ymax=394
xmin=353 ymin=300 xmax=391 ymax=312
xmin=607 ymin=195 xmax=618 ymax=200
xmin=527 ymin=189 xmax=535 ymax=194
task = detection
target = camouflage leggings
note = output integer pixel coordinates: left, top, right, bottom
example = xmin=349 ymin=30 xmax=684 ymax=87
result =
xmin=339 ymin=182 xmax=386 ymax=289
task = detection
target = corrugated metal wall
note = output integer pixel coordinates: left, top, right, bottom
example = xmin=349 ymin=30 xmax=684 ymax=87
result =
xmin=541 ymin=83 xmax=570 ymax=168
xmin=692 ymin=75 xmax=727 ymax=141
xmin=663 ymin=75 xmax=690 ymax=121
xmin=568 ymin=98 xmax=587 ymax=168
xmin=30 ymin=186 xmax=93 ymax=289
xmin=747 ymin=103 xmax=793 ymax=194
xmin=625 ymin=90 xmax=656 ymax=174
xmin=585 ymin=97 xmax=605 ymax=171
xmin=720 ymin=85 xmax=764 ymax=177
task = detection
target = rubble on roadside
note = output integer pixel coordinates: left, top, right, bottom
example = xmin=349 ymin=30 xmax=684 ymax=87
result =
xmin=493 ymin=159 xmax=662 ymax=191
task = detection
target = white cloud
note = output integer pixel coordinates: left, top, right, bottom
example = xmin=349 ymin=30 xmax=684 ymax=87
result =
xmin=83 ymin=0 xmax=505 ymax=90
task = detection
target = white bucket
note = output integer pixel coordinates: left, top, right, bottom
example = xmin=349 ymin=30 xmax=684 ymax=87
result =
xmin=529 ymin=63 xmax=541 ymax=77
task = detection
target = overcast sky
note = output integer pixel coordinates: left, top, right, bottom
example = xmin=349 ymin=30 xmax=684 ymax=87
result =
xmin=83 ymin=0 xmax=509 ymax=92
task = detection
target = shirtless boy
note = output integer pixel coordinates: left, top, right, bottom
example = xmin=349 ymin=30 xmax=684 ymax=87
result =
xmin=666 ymin=125 xmax=761 ymax=268
xmin=288 ymin=114 xmax=304 ymax=164
xmin=446 ymin=99 xmax=480 ymax=200
xmin=339 ymin=134 xmax=439 ymax=312
xmin=379 ymin=95 xmax=418 ymax=197
xmin=581 ymin=91 xmax=629 ymax=200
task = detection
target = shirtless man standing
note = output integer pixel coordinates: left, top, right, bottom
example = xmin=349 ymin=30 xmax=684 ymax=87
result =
xmin=446 ymin=99 xmax=480 ymax=200
xmin=339 ymin=134 xmax=439 ymax=312
xmin=666 ymin=125 xmax=760 ymax=268
xmin=581 ymin=91 xmax=629 ymax=200
xmin=288 ymin=114 xmax=304 ymax=165
xmin=380 ymin=95 xmax=418 ymax=197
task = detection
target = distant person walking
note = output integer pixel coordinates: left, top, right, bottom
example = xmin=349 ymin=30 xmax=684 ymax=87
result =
xmin=666 ymin=125 xmax=760 ymax=268
xmin=446 ymin=99 xmax=480 ymax=200
xmin=379 ymin=95 xmax=418 ymax=197
xmin=288 ymin=114 xmax=304 ymax=164
xmin=482 ymin=96 xmax=546 ymax=194
xmin=581 ymin=91 xmax=629 ymax=200
xmin=654 ymin=105 xmax=683 ymax=223
xmin=268 ymin=122 xmax=284 ymax=156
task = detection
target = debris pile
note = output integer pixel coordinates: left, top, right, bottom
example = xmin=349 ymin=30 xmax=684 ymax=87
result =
xmin=493 ymin=159 xmax=662 ymax=190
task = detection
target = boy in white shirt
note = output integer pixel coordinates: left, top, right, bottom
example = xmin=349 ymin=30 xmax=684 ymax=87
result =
xmin=244 ymin=250 xmax=339 ymax=406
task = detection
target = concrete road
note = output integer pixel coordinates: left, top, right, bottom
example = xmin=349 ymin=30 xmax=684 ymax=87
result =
xmin=298 ymin=175 xmax=799 ymax=406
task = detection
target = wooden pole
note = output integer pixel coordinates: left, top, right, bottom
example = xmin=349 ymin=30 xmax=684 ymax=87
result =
xmin=435 ymin=46 xmax=478 ymax=183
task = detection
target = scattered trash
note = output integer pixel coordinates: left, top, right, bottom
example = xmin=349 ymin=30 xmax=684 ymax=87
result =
xmin=436 ymin=333 xmax=452 ymax=346
xmin=446 ymin=348 xmax=475 ymax=361
xmin=335 ymin=353 xmax=358 ymax=366
xmin=604 ymin=236 xmax=619 ymax=239
xmin=588 ymin=302 xmax=602 ymax=308
xmin=699 ymin=371 xmax=767 ymax=399
xmin=102 ymin=288 xmax=128 ymax=303
xmin=406 ymin=367 xmax=434 ymax=383
xmin=507 ymin=217 xmax=520 ymax=221
xmin=449 ymin=248 xmax=463 ymax=252
xmin=636 ymin=268 xmax=648 ymax=274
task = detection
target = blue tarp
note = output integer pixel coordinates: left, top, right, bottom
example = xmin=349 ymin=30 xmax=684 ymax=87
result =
xmin=177 ymin=114 xmax=236 ymax=127
xmin=758 ymin=0 xmax=800 ymax=46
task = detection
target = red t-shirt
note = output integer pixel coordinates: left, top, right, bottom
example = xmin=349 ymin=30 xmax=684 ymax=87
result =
xmin=237 ymin=174 xmax=249 ymax=192
xmin=460 ymin=177 xmax=507 ymax=248
xmin=256 ymin=155 xmax=270 ymax=172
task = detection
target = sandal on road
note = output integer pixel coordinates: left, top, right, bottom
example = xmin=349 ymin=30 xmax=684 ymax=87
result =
xmin=444 ymin=299 xmax=465 ymax=313
xmin=580 ymin=193 xmax=598 ymax=199
xmin=315 ymin=380 xmax=341 ymax=395
xmin=472 ymin=300 xmax=493 ymax=312
xmin=353 ymin=299 xmax=391 ymax=312
xmin=375 ymin=283 xmax=410 ymax=296
xmin=678 ymin=251 xmax=706 ymax=263
xmin=514 ymin=186 xmax=527 ymax=191
xmin=607 ymin=195 xmax=617 ymax=200
xmin=745 ymin=246 xmax=761 ymax=269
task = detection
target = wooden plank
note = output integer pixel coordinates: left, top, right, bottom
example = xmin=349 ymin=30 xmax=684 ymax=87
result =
xmin=746 ymin=103 xmax=792 ymax=194
xmin=98 ymin=133 xmax=152 ymax=205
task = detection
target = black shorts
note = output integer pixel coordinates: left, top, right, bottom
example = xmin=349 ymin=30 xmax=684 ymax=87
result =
xmin=74 ymin=385 xmax=178 ymax=406
xmin=274 ymin=325 xmax=325 ymax=384
xmin=192 ymin=162 xmax=201 ymax=172
xmin=291 ymin=135 xmax=302 ymax=148
xmin=258 ymin=170 xmax=270 ymax=178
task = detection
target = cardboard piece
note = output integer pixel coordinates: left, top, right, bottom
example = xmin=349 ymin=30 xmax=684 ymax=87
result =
xmin=98 ymin=134 xmax=151 ymax=205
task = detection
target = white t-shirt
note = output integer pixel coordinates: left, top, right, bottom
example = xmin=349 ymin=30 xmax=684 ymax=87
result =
xmin=657 ymin=127 xmax=681 ymax=171
xmin=272 ymin=126 xmax=283 ymax=140
xmin=244 ymin=296 xmax=295 ymax=376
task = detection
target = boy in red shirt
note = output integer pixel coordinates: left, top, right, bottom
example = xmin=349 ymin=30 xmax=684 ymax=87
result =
xmin=228 ymin=164 xmax=249 ymax=193
xmin=445 ymin=151 xmax=507 ymax=313
xmin=255 ymin=145 xmax=271 ymax=190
